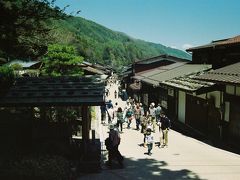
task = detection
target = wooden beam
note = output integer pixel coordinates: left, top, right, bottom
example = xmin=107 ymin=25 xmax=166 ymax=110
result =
xmin=82 ymin=105 xmax=89 ymax=154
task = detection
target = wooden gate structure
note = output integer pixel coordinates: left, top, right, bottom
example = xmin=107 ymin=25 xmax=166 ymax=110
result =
xmin=0 ymin=76 xmax=105 ymax=171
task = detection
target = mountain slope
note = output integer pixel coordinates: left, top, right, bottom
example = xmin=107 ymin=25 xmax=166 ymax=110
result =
xmin=50 ymin=16 xmax=191 ymax=69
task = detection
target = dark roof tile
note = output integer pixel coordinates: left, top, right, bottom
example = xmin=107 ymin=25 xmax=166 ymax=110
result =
xmin=195 ymin=62 xmax=240 ymax=84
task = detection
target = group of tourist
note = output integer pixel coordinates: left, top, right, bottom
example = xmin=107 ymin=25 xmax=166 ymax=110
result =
xmin=103 ymin=76 xmax=171 ymax=168
xmin=104 ymin=95 xmax=171 ymax=168
xmin=122 ymin=98 xmax=171 ymax=152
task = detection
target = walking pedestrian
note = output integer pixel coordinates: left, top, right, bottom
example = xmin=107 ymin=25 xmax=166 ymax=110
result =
xmin=148 ymin=102 xmax=156 ymax=132
xmin=106 ymin=124 xmax=124 ymax=168
xmin=140 ymin=115 xmax=148 ymax=147
xmin=160 ymin=112 xmax=171 ymax=147
xmin=116 ymin=107 xmax=124 ymax=132
xmin=113 ymin=102 xmax=118 ymax=124
xmin=145 ymin=128 xmax=154 ymax=155
xmin=126 ymin=108 xmax=133 ymax=129
xmin=139 ymin=103 xmax=145 ymax=116
xmin=101 ymin=105 xmax=107 ymax=124
xmin=134 ymin=103 xmax=142 ymax=130
xmin=114 ymin=90 xmax=117 ymax=99
xmin=155 ymin=103 xmax=162 ymax=125
xmin=107 ymin=106 xmax=114 ymax=124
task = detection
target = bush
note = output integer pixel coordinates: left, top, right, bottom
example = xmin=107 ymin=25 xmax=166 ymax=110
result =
xmin=0 ymin=66 xmax=15 ymax=89
xmin=10 ymin=63 xmax=23 ymax=71
xmin=0 ymin=155 xmax=72 ymax=180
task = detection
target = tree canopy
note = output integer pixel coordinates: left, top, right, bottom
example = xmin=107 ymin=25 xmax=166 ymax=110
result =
xmin=50 ymin=17 xmax=191 ymax=71
xmin=0 ymin=0 xmax=65 ymax=59
xmin=41 ymin=44 xmax=84 ymax=76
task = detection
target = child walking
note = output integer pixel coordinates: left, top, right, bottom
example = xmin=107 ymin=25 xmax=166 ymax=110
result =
xmin=145 ymin=128 xmax=154 ymax=155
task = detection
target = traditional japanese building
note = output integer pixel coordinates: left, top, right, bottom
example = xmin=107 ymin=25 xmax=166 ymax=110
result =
xmin=187 ymin=35 xmax=240 ymax=69
xmin=195 ymin=62 xmax=240 ymax=147
xmin=0 ymin=75 xmax=105 ymax=172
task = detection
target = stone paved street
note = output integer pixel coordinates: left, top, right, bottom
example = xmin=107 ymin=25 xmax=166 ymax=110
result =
xmin=78 ymin=79 xmax=240 ymax=180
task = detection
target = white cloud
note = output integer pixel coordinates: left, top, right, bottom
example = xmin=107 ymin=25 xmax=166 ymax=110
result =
xmin=182 ymin=43 xmax=193 ymax=50
xmin=170 ymin=46 xmax=177 ymax=49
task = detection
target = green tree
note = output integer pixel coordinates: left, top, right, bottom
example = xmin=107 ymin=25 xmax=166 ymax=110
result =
xmin=0 ymin=0 xmax=65 ymax=59
xmin=10 ymin=63 xmax=23 ymax=71
xmin=41 ymin=44 xmax=84 ymax=76
xmin=0 ymin=66 xmax=15 ymax=89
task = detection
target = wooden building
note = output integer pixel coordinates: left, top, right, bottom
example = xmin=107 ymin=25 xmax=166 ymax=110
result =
xmin=0 ymin=76 xmax=105 ymax=171
xmin=6 ymin=59 xmax=43 ymax=77
xmin=131 ymin=62 xmax=211 ymax=113
xmin=187 ymin=35 xmax=240 ymax=69
xmin=129 ymin=55 xmax=190 ymax=107
xmin=195 ymin=62 xmax=240 ymax=146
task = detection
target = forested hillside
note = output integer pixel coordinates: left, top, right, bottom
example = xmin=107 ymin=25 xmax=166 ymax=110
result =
xmin=50 ymin=16 xmax=191 ymax=69
xmin=0 ymin=0 xmax=191 ymax=71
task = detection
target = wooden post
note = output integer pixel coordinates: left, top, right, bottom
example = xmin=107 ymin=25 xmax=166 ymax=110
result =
xmin=82 ymin=105 xmax=89 ymax=154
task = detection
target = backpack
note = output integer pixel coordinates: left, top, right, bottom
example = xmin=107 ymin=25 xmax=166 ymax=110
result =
xmin=126 ymin=109 xmax=132 ymax=117
xmin=117 ymin=112 xmax=124 ymax=123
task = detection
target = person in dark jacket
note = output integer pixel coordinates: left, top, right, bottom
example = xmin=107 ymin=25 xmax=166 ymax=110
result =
xmin=160 ymin=112 xmax=171 ymax=147
xmin=106 ymin=124 xmax=124 ymax=168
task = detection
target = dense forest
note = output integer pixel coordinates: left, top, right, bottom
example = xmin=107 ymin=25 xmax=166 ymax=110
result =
xmin=0 ymin=0 xmax=191 ymax=72
xmin=49 ymin=16 xmax=191 ymax=68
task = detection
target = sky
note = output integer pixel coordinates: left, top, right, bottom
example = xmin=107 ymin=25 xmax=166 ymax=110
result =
xmin=55 ymin=0 xmax=240 ymax=50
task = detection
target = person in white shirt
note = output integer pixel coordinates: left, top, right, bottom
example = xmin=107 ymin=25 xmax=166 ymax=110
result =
xmin=148 ymin=102 xmax=156 ymax=132
xmin=145 ymin=128 xmax=154 ymax=155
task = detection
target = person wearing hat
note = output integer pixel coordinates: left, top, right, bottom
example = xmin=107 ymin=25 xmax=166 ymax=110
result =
xmin=106 ymin=124 xmax=124 ymax=168
xmin=148 ymin=102 xmax=156 ymax=132
xmin=139 ymin=102 xmax=145 ymax=115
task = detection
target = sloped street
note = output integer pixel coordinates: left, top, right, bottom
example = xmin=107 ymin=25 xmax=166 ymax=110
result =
xmin=78 ymin=79 xmax=240 ymax=180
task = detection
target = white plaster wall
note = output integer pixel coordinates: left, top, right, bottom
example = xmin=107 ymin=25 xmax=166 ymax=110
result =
xmin=178 ymin=91 xmax=186 ymax=123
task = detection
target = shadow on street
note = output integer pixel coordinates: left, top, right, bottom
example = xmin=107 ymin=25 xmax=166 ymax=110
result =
xmin=78 ymin=151 xmax=205 ymax=180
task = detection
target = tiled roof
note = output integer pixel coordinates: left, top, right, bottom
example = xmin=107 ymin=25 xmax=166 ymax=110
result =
xmin=195 ymin=62 xmax=240 ymax=84
xmin=0 ymin=76 xmax=105 ymax=106
xmin=136 ymin=62 xmax=187 ymax=77
xmin=129 ymin=82 xmax=141 ymax=91
xmin=187 ymin=35 xmax=240 ymax=51
xmin=162 ymin=73 xmax=215 ymax=92
xmin=82 ymin=66 xmax=105 ymax=75
xmin=216 ymin=35 xmax=240 ymax=45
xmin=133 ymin=63 xmax=212 ymax=87
xmin=135 ymin=54 xmax=190 ymax=65
xmin=141 ymin=78 xmax=159 ymax=86
xmin=6 ymin=60 xmax=41 ymax=68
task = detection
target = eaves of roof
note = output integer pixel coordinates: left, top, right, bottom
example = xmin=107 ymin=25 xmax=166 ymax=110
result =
xmin=195 ymin=62 xmax=240 ymax=85
xmin=187 ymin=35 xmax=240 ymax=52
xmin=0 ymin=76 xmax=105 ymax=106
xmin=7 ymin=60 xmax=41 ymax=68
xmin=134 ymin=64 xmax=212 ymax=86
xmin=162 ymin=75 xmax=215 ymax=93
xmin=82 ymin=66 xmax=105 ymax=75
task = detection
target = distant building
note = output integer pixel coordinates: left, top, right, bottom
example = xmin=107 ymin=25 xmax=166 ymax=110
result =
xmin=6 ymin=59 xmax=42 ymax=77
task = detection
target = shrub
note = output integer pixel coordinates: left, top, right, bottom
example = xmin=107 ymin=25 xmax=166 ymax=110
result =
xmin=0 ymin=155 xmax=72 ymax=180
xmin=0 ymin=66 xmax=15 ymax=89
